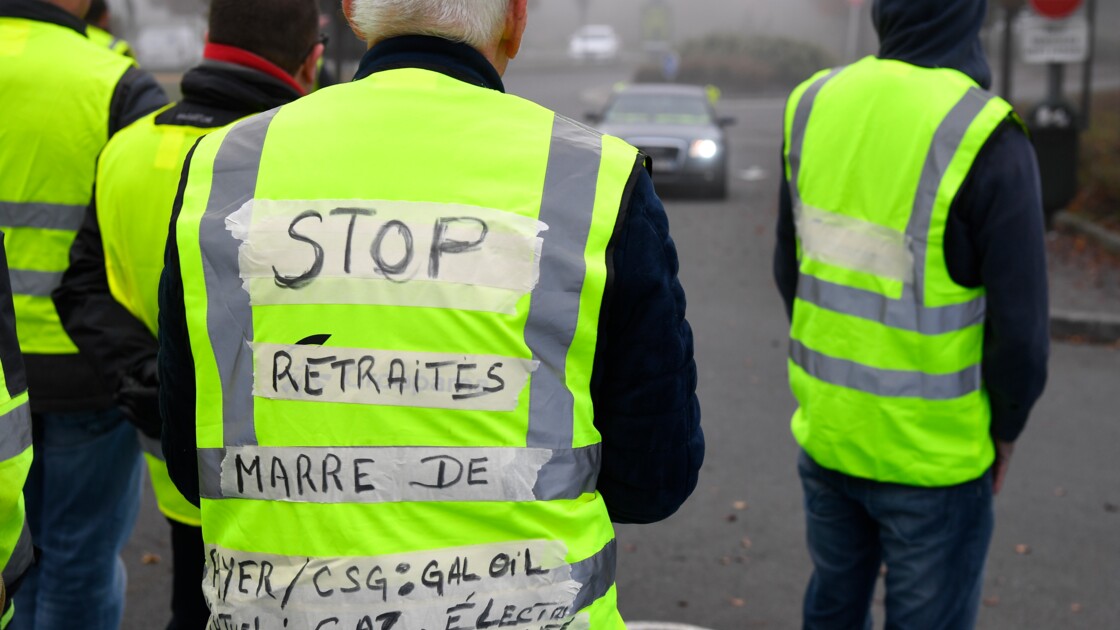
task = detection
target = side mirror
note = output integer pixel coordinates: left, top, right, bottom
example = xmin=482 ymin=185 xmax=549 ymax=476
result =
xmin=584 ymin=111 xmax=603 ymax=124
xmin=717 ymin=116 xmax=737 ymax=128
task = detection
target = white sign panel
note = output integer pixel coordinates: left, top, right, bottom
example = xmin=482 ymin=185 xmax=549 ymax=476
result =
xmin=1020 ymin=13 xmax=1090 ymax=64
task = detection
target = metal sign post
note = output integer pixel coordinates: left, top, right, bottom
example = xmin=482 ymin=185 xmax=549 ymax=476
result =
xmin=1022 ymin=0 xmax=1088 ymax=219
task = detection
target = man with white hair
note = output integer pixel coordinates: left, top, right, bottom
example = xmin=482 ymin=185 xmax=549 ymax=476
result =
xmin=159 ymin=0 xmax=703 ymax=627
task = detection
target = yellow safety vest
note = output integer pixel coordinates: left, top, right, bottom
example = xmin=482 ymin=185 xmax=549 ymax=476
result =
xmin=97 ymin=106 xmax=208 ymax=526
xmin=0 ymin=16 xmax=134 ymax=356
xmin=175 ymin=67 xmax=635 ymax=629
xmin=783 ymin=56 xmax=1013 ymax=486
xmin=0 ymin=243 xmax=33 ymax=630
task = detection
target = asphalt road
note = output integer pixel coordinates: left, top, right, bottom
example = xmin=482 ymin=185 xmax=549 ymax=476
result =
xmin=120 ymin=62 xmax=1120 ymax=629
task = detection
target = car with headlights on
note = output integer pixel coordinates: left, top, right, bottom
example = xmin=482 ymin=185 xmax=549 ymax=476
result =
xmin=588 ymin=83 xmax=735 ymax=198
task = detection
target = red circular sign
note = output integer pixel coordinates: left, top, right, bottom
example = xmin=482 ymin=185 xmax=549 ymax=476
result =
xmin=1030 ymin=0 xmax=1083 ymax=19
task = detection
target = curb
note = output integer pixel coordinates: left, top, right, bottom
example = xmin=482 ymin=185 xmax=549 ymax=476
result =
xmin=1051 ymin=309 xmax=1120 ymax=345
xmin=1049 ymin=211 xmax=1120 ymax=344
xmin=1053 ymin=211 xmax=1120 ymax=256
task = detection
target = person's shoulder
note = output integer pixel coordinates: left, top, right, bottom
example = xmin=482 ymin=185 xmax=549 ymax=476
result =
xmin=101 ymin=105 xmax=172 ymax=159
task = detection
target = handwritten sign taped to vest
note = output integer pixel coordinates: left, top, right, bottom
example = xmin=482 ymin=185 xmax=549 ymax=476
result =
xmin=220 ymin=445 xmax=552 ymax=503
xmin=204 ymin=540 xmax=589 ymax=630
xmin=228 ymin=199 xmax=547 ymax=314
xmin=254 ymin=343 xmax=538 ymax=411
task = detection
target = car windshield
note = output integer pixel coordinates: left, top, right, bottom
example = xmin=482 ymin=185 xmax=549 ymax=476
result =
xmin=604 ymin=93 xmax=713 ymax=126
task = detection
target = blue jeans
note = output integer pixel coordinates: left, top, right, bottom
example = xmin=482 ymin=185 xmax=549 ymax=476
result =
xmin=798 ymin=450 xmax=994 ymax=630
xmin=10 ymin=409 xmax=142 ymax=630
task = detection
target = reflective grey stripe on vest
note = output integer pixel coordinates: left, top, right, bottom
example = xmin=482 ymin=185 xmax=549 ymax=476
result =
xmin=525 ymin=116 xmax=602 ymax=449
xmin=0 ymin=401 xmax=30 ymax=462
xmin=0 ymin=519 xmax=33 ymax=586
xmin=571 ymin=538 xmax=617 ymax=614
xmin=786 ymin=68 xmax=844 ymax=211
xmin=790 ymin=340 xmax=981 ymax=400
xmin=9 ymin=269 xmax=64 ymax=297
xmin=797 ymin=275 xmax=985 ymax=335
xmin=196 ymin=443 xmax=600 ymax=503
xmin=0 ymin=201 xmax=85 ymax=232
xmin=905 ymin=87 xmax=994 ymax=301
xmin=199 ymin=110 xmax=278 ymax=448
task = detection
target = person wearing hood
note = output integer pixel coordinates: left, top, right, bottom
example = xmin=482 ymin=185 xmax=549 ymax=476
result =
xmin=773 ymin=0 xmax=1048 ymax=626
xmin=51 ymin=0 xmax=323 ymax=627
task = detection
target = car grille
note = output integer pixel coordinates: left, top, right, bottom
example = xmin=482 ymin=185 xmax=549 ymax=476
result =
xmin=639 ymin=145 xmax=681 ymax=162
xmin=638 ymin=145 xmax=684 ymax=173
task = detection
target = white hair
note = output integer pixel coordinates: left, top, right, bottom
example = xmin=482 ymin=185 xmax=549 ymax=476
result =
xmin=349 ymin=0 xmax=509 ymax=50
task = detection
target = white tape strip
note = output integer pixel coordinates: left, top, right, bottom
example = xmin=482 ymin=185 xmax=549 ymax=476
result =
xmin=204 ymin=541 xmax=589 ymax=630
xmin=795 ymin=202 xmax=914 ymax=282
xmin=228 ymin=199 xmax=547 ymax=314
xmin=254 ymin=343 xmax=539 ymax=411
xmin=219 ymin=445 xmax=552 ymax=503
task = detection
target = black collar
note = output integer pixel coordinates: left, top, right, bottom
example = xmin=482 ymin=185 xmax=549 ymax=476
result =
xmin=0 ymin=0 xmax=87 ymax=36
xmin=354 ymin=35 xmax=504 ymax=93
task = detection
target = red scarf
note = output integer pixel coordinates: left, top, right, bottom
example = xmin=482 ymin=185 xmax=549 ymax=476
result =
xmin=203 ymin=42 xmax=306 ymax=96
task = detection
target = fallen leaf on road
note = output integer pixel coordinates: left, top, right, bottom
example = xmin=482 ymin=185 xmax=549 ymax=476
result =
xmin=142 ymin=553 xmax=161 ymax=565
xmin=732 ymin=500 xmax=748 ymax=510
xmin=677 ymin=600 xmax=689 ymax=608
xmin=740 ymin=536 xmax=753 ymax=549
xmin=983 ymin=596 xmax=1000 ymax=607
xmin=623 ymin=543 xmax=637 ymax=553
xmin=1015 ymin=544 xmax=1032 ymax=555
xmin=1105 ymin=503 xmax=1119 ymax=513
xmin=725 ymin=514 xmax=739 ymax=523
xmin=719 ymin=556 xmax=732 ymax=566
xmin=1054 ymin=487 xmax=1067 ymax=497
xmin=1071 ymin=602 xmax=1083 ymax=613
xmin=729 ymin=597 xmax=745 ymax=607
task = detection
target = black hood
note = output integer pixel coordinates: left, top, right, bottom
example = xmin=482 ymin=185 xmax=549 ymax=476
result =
xmin=873 ymin=0 xmax=992 ymax=89
xmin=155 ymin=60 xmax=302 ymax=128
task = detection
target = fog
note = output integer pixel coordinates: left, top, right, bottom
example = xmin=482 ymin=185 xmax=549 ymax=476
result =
xmin=104 ymin=0 xmax=1119 ymax=70
xmin=524 ymin=0 xmax=880 ymax=59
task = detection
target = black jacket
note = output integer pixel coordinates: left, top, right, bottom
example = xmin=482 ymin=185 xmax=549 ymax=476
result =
xmin=773 ymin=0 xmax=1049 ymax=442
xmin=158 ymin=36 xmax=704 ymax=525
xmin=52 ymin=61 xmax=304 ymax=432
xmin=1 ymin=0 xmax=167 ymax=412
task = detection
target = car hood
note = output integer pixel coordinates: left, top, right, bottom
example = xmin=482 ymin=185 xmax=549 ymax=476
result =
xmin=597 ymin=122 xmax=722 ymax=142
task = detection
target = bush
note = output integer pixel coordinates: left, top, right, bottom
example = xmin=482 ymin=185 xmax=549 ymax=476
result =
xmin=634 ymin=34 xmax=836 ymax=95
xmin=1070 ymin=90 xmax=1120 ymax=232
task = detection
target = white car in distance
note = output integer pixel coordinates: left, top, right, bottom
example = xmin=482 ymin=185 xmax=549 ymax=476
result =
xmin=568 ymin=24 xmax=620 ymax=63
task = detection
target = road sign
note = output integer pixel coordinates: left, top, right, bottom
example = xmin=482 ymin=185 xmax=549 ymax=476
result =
xmin=1019 ymin=12 xmax=1090 ymax=63
xmin=1029 ymin=0 xmax=1083 ymax=19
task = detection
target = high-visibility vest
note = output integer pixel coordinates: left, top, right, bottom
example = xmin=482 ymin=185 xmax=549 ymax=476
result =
xmin=97 ymin=106 xmax=209 ymax=527
xmin=175 ymin=67 xmax=634 ymax=629
xmin=85 ymin=25 xmax=133 ymax=59
xmin=0 ymin=16 xmax=134 ymax=355
xmin=783 ymin=56 xmax=1014 ymax=487
xmin=0 ymin=243 xmax=33 ymax=629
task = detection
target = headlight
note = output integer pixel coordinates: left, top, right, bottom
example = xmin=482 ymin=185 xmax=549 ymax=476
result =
xmin=689 ymin=139 xmax=719 ymax=159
